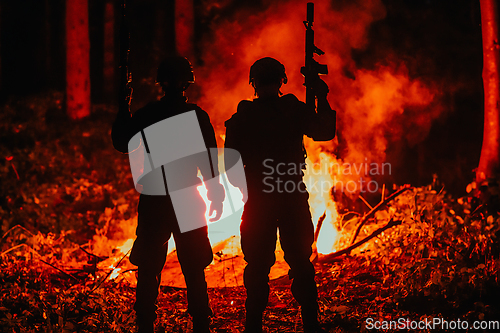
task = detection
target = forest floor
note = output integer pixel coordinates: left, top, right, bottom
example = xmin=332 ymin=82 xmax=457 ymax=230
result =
xmin=1 ymin=93 xmax=500 ymax=332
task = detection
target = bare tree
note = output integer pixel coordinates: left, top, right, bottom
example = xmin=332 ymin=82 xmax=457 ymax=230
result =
xmin=477 ymin=0 xmax=500 ymax=182
xmin=66 ymin=0 xmax=90 ymax=120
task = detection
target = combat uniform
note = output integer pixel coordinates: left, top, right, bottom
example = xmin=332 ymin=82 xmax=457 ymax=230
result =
xmin=225 ymin=93 xmax=335 ymax=332
xmin=112 ymin=93 xmax=223 ymax=332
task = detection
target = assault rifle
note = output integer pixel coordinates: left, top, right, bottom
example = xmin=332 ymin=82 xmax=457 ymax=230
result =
xmin=300 ymin=2 xmax=328 ymax=112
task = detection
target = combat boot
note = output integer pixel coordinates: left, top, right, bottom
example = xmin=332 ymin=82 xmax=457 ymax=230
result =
xmin=136 ymin=319 xmax=154 ymax=333
xmin=301 ymin=307 xmax=327 ymax=333
xmin=243 ymin=311 xmax=263 ymax=333
xmin=192 ymin=316 xmax=211 ymax=333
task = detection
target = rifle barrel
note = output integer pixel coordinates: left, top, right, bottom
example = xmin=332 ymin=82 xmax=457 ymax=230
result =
xmin=307 ymin=2 xmax=314 ymax=23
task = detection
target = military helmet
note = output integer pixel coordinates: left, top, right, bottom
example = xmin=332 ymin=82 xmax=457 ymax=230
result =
xmin=249 ymin=57 xmax=288 ymax=86
xmin=157 ymin=56 xmax=195 ymax=86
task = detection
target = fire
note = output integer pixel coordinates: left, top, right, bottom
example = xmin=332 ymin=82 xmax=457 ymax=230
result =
xmin=109 ymin=264 xmax=121 ymax=280
xmin=190 ymin=0 xmax=439 ymax=258
xmin=116 ymin=238 xmax=134 ymax=255
xmin=100 ymin=0 xmax=442 ymax=286
xmin=304 ymin=152 xmax=340 ymax=254
xmin=196 ymin=158 xmax=244 ymax=247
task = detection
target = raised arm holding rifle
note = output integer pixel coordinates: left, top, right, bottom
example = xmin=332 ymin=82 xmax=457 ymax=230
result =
xmin=111 ymin=4 xmax=223 ymax=333
xmin=224 ymin=3 xmax=335 ymax=332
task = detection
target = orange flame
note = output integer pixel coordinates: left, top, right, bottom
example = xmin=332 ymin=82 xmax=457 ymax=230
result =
xmin=190 ymin=0 xmax=439 ymax=254
xmin=101 ymin=1 xmax=442 ymax=283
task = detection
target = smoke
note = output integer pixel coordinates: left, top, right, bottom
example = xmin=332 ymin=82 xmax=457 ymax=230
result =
xmin=192 ymin=0 xmax=442 ymax=187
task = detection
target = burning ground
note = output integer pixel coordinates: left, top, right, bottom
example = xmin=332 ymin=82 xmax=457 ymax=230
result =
xmin=1 ymin=0 xmax=500 ymax=332
xmin=1 ymin=92 xmax=500 ymax=332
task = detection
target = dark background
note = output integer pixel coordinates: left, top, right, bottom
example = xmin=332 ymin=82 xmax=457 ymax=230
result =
xmin=0 ymin=0 xmax=491 ymax=195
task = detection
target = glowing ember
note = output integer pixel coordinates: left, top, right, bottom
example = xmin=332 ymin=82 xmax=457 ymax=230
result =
xmin=116 ymin=238 xmax=134 ymax=255
xmin=109 ymin=265 xmax=121 ymax=280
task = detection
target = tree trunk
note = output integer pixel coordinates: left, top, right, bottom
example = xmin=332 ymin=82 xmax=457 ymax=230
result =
xmin=477 ymin=0 xmax=500 ymax=182
xmin=44 ymin=0 xmax=51 ymax=85
xmin=0 ymin=3 xmax=3 ymax=94
xmin=175 ymin=0 xmax=194 ymax=58
xmin=66 ymin=0 xmax=91 ymax=120
xmin=103 ymin=0 xmax=115 ymax=98
xmin=0 ymin=2 xmax=2 ymax=94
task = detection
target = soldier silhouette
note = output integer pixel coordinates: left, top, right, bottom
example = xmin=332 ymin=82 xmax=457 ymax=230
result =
xmin=224 ymin=57 xmax=335 ymax=333
xmin=112 ymin=56 xmax=224 ymax=333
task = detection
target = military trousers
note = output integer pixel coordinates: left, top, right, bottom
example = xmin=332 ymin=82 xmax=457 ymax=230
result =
xmin=130 ymin=194 xmax=213 ymax=331
xmin=240 ymin=187 xmax=319 ymax=320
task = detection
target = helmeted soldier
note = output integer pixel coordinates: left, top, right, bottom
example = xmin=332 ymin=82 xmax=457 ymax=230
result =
xmin=112 ymin=56 xmax=224 ymax=333
xmin=224 ymin=57 xmax=335 ymax=333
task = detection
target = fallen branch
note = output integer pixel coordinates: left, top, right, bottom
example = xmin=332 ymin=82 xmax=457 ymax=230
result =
xmin=5 ymin=156 xmax=20 ymax=180
xmin=358 ymin=195 xmax=373 ymax=210
xmin=350 ymin=185 xmax=412 ymax=245
xmin=79 ymin=245 xmax=108 ymax=262
xmin=314 ymin=211 xmax=327 ymax=243
xmin=0 ymin=243 xmax=79 ymax=281
xmin=311 ymin=211 xmax=327 ymax=264
xmin=0 ymin=243 xmax=27 ymax=257
xmin=214 ymin=254 xmax=241 ymax=263
xmin=0 ymin=224 xmax=35 ymax=243
xmin=320 ymin=218 xmax=402 ymax=263
xmin=79 ymin=245 xmax=108 ymax=277
xmin=339 ymin=212 xmax=361 ymax=230
xmin=38 ymin=258 xmax=80 ymax=281
xmin=88 ymin=248 xmax=131 ymax=294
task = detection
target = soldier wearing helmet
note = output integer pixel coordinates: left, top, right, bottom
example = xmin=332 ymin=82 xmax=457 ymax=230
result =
xmin=225 ymin=57 xmax=335 ymax=333
xmin=112 ymin=56 xmax=224 ymax=333
xmin=156 ymin=56 xmax=195 ymax=91
xmin=249 ymin=57 xmax=288 ymax=93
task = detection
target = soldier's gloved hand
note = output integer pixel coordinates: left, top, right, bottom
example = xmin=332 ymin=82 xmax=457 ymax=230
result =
xmin=241 ymin=188 xmax=248 ymax=203
xmin=207 ymin=182 xmax=224 ymax=222
xmin=312 ymin=78 xmax=329 ymax=99
xmin=208 ymin=200 xmax=223 ymax=222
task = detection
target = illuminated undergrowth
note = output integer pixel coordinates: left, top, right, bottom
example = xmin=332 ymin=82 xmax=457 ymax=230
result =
xmin=1 ymin=94 xmax=499 ymax=332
